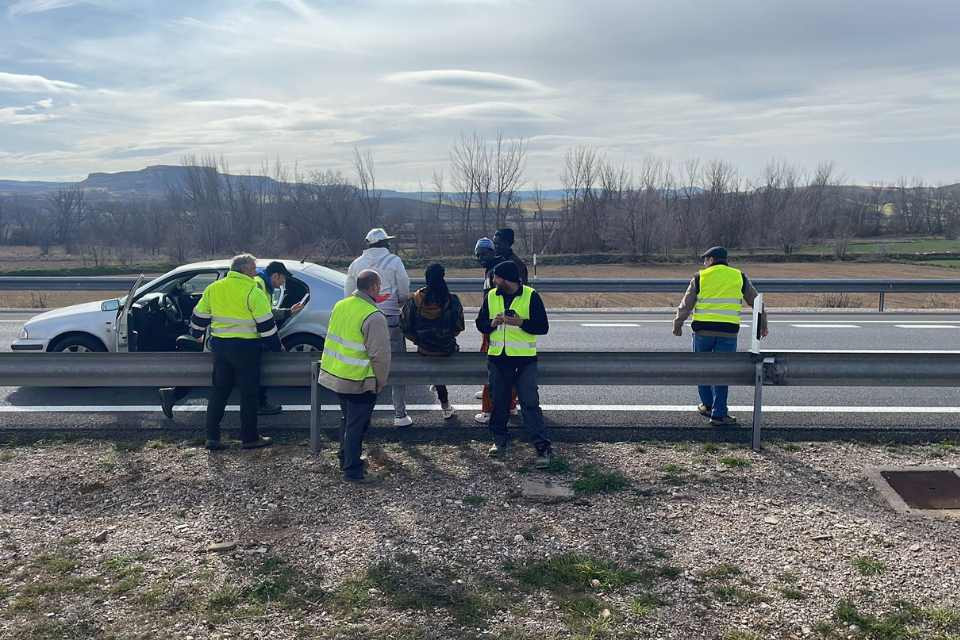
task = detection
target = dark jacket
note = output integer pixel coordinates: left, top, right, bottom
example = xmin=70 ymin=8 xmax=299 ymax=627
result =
xmin=255 ymin=271 xmax=294 ymax=326
xmin=495 ymin=250 xmax=529 ymax=285
xmin=401 ymin=288 xmax=465 ymax=356
xmin=475 ymin=286 xmax=548 ymax=361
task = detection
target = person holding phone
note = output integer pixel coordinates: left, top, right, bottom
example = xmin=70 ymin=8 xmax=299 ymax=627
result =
xmin=475 ymin=260 xmax=552 ymax=468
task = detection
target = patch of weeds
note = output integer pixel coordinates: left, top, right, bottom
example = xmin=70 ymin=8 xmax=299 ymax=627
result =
xmin=779 ymin=442 xmax=803 ymax=452
xmin=702 ymin=443 xmax=721 ymax=454
xmin=138 ymin=581 xmax=196 ymax=613
xmin=573 ymin=464 xmax=631 ymax=495
xmin=660 ymin=463 xmax=687 ymax=486
xmin=710 ymin=585 xmax=768 ymax=605
xmin=719 ymin=456 xmax=752 ymax=468
xmin=922 ymin=607 xmax=960 ymax=632
xmin=521 ymin=526 xmax=541 ymax=542
xmin=700 ymin=563 xmax=743 ymax=580
xmin=97 ymin=449 xmax=119 ymax=471
xmin=329 ymin=578 xmax=371 ymax=612
xmin=852 ymin=556 xmax=886 ymax=576
xmin=35 ymin=550 xmax=78 ymax=575
xmin=145 ymin=439 xmax=174 ymax=449
xmin=630 ymin=591 xmax=668 ymax=617
xmin=10 ymin=618 xmax=102 ymax=640
xmin=9 ymin=595 xmax=40 ymax=613
xmin=102 ymin=553 xmax=149 ymax=594
xmin=813 ymin=621 xmax=838 ymax=638
xmin=242 ymin=555 xmax=324 ymax=607
xmin=207 ymin=584 xmax=242 ymax=611
xmin=510 ymin=553 xmax=671 ymax=591
xmin=364 ymin=554 xmax=505 ymax=624
xmin=833 ymin=599 xmax=924 ymax=640
xmin=778 ymin=570 xmax=800 ymax=584
xmin=463 ymin=495 xmax=487 ymax=506
xmin=0 ymin=451 xmax=15 ymax=462
xmin=780 ymin=586 xmax=807 ymax=600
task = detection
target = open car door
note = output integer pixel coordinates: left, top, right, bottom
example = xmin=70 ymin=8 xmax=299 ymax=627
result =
xmin=115 ymin=274 xmax=145 ymax=352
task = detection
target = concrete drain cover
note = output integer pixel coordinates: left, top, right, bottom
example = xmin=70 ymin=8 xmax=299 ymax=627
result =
xmin=867 ymin=467 xmax=960 ymax=518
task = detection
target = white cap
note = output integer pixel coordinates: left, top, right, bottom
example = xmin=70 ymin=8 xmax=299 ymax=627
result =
xmin=365 ymin=228 xmax=395 ymax=244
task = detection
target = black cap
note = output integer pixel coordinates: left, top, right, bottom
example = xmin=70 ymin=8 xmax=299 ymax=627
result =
xmin=493 ymin=260 xmax=521 ymax=283
xmin=699 ymin=246 xmax=728 ymax=261
xmin=494 ymin=228 xmax=515 ymax=246
xmin=265 ymin=261 xmax=292 ymax=277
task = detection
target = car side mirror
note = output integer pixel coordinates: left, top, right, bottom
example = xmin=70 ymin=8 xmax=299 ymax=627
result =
xmin=101 ymin=299 xmax=121 ymax=312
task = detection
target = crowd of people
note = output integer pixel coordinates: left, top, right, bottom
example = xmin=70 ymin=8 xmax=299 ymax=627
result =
xmin=185 ymin=226 xmax=767 ymax=484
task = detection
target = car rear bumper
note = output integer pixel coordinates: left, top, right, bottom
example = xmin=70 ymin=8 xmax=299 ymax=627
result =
xmin=11 ymin=340 xmax=47 ymax=351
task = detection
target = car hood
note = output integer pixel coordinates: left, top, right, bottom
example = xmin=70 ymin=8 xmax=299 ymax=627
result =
xmin=26 ymin=299 xmax=112 ymax=325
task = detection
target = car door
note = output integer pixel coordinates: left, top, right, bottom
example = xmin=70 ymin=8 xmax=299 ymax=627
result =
xmin=115 ymin=274 xmax=145 ymax=352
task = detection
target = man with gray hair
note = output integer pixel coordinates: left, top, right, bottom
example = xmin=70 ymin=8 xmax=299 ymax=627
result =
xmin=320 ymin=268 xmax=391 ymax=482
xmin=189 ymin=253 xmax=281 ymax=449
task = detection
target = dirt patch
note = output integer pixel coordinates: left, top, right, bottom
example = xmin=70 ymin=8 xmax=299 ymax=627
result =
xmin=1 ymin=437 xmax=959 ymax=639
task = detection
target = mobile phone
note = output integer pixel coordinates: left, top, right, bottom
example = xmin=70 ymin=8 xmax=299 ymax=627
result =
xmin=505 ymin=310 xmax=517 ymax=317
xmin=299 ymin=293 xmax=310 ymax=306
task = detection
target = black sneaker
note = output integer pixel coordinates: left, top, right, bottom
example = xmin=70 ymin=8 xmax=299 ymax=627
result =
xmin=241 ymin=436 xmax=273 ymax=449
xmin=159 ymin=388 xmax=176 ymax=420
xmin=258 ymin=403 xmax=283 ymax=416
xmin=710 ymin=415 xmax=739 ymax=427
xmin=205 ymin=439 xmax=226 ymax=451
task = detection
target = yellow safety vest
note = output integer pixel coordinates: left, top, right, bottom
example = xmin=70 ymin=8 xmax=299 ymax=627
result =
xmin=487 ymin=285 xmax=538 ymax=357
xmin=320 ymin=295 xmax=380 ymax=382
xmin=194 ymin=271 xmax=274 ymax=339
xmin=693 ymin=264 xmax=744 ymax=326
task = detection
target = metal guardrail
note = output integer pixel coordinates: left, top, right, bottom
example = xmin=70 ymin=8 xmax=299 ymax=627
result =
xmin=2 ymin=350 xmax=959 ymax=451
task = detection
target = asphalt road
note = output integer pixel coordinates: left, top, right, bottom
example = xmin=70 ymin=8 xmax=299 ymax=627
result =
xmin=1 ymin=309 xmax=958 ymax=435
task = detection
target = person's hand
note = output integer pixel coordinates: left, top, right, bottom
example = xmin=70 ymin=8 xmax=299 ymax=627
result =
xmin=672 ymin=325 xmax=682 ymax=337
xmin=503 ymin=314 xmax=524 ymax=327
xmin=491 ymin=314 xmax=504 ymax=327
xmin=291 ymin=302 xmax=305 ymax=315
xmin=760 ymin=327 xmax=769 ymax=339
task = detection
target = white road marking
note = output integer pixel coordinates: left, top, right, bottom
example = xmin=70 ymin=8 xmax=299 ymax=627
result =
xmin=580 ymin=323 xmax=640 ymax=327
xmin=1 ymin=404 xmax=959 ymax=414
xmin=790 ymin=324 xmax=860 ymax=329
xmin=894 ymin=324 xmax=959 ymax=329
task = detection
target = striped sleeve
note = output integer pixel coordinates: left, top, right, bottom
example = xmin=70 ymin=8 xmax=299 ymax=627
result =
xmin=247 ymin=286 xmax=282 ymax=351
xmin=190 ymin=290 xmax=212 ymax=338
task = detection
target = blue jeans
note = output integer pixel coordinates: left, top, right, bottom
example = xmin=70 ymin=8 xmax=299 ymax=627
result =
xmin=488 ymin=358 xmax=551 ymax=454
xmin=693 ymin=334 xmax=738 ymax=419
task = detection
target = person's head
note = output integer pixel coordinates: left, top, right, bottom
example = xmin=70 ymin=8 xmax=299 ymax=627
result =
xmin=230 ymin=253 xmax=258 ymax=277
xmin=700 ymin=246 xmax=728 ymax=267
xmin=492 ymin=260 xmax=521 ymax=294
xmin=474 ymin=237 xmax=496 ymax=267
xmin=356 ymin=269 xmax=381 ymax=297
xmin=493 ymin=228 xmax=515 ymax=255
xmin=424 ymin=262 xmax=449 ymax=304
xmin=365 ymin=227 xmax=395 ymax=250
xmin=264 ymin=261 xmax=292 ymax=289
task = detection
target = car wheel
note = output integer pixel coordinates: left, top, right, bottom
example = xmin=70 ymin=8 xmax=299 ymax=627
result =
xmin=282 ymin=334 xmax=325 ymax=353
xmin=49 ymin=334 xmax=107 ymax=353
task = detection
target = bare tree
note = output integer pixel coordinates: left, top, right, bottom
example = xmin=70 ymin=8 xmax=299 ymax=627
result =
xmin=491 ymin=132 xmax=527 ymax=229
xmin=354 ymin=147 xmax=382 ymax=229
xmin=47 ymin=184 xmax=86 ymax=253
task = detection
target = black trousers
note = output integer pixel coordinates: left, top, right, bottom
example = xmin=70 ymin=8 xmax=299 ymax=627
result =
xmin=488 ymin=357 xmax=551 ymax=453
xmin=206 ymin=337 xmax=262 ymax=443
xmin=338 ymin=392 xmax=377 ymax=479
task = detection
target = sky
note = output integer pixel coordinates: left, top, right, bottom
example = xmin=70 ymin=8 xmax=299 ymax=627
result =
xmin=0 ymin=0 xmax=959 ymax=189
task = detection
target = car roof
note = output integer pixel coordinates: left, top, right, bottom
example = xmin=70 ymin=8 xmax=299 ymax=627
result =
xmin=171 ymin=259 xmax=346 ymax=286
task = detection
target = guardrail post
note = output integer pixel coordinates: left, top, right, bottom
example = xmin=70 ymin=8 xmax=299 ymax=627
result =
xmin=878 ymin=291 xmax=885 ymax=312
xmin=310 ymin=360 xmax=322 ymax=453
xmin=751 ymin=357 xmax=775 ymax=451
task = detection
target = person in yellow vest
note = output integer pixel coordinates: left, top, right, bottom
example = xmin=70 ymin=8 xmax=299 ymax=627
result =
xmin=319 ymin=269 xmax=391 ymax=483
xmin=189 ymin=254 xmax=280 ymax=450
xmin=475 ymin=260 xmax=552 ymax=468
xmin=672 ymin=246 xmax=769 ymax=426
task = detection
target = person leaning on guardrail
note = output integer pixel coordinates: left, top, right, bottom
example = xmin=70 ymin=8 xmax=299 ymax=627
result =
xmin=476 ymin=260 xmax=552 ymax=468
xmin=672 ymin=246 xmax=769 ymax=427
xmin=190 ymin=253 xmax=280 ymax=451
xmin=319 ymin=269 xmax=391 ymax=484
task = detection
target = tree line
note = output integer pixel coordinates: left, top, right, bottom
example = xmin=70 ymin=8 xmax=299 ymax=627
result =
xmin=0 ymin=136 xmax=958 ymax=267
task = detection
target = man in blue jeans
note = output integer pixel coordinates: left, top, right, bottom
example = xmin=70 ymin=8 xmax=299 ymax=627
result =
xmin=672 ymin=246 xmax=768 ymax=426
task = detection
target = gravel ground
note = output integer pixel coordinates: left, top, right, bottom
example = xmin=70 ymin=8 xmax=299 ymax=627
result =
xmin=0 ymin=434 xmax=959 ymax=640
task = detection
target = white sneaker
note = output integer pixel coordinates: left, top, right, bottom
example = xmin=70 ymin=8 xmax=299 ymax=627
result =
xmin=474 ymin=389 xmax=484 ymax=399
xmin=394 ymin=415 xmax=413 ymax=428
xmin=441 ymin=404 xmax=456 ymax=420
xmin=428 ymin=385 xmax=437 ymax=394
xmin=474 ymin=412 xmax=490 ymax=424
xmin=510 ymin=406 xmax=520 ymax=417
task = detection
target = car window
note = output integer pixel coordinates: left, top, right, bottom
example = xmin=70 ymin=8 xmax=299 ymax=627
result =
xmin=178 ymin=271 xmax=220 ymax=295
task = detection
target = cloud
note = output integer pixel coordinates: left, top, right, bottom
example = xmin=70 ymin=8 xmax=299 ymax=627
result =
xmin=424 ymin=101 xmax=561 ymax=122
xmin=385 ymin=70 xmax=550 ymax=93
xmin=7 ymin=0 xmax=107 ymax=16
xmin=0 ymin=106 xmax=56 ymax=125
xmin=0 ymin=71 xmax=81 ymax=93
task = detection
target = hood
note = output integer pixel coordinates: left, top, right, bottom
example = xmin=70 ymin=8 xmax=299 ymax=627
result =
xmin=26 ymin=299 xmax=111 ymax=325
xmin=413 ymin=288 xmax=447 ymax=320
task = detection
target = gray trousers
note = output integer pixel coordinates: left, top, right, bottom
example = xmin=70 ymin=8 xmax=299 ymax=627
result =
xmin=388 ymin=323 xmax=407 ymax=417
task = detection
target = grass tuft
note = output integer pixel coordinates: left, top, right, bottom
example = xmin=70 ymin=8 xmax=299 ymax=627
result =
xmin=573 ymin=464 xmax=631 ymax=495
xmin=719 ymin=456 xmax=752 ymax=468
xmin=852 ymin=556 xmax=886 ymax=576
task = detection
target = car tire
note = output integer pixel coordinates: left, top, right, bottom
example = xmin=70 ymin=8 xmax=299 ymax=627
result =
xmin=282 ymin=334 xmax=325 ymax=353
xmin=48 ymin=334 xmax=107 ymax=353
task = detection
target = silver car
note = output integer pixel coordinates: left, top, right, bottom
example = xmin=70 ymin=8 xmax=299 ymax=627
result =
xmin=11 ymin=259 xmax=345 ymax=353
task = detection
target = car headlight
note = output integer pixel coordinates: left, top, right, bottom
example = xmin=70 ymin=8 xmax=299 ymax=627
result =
xmin=18 ymin=327 xmax=28 ymax=340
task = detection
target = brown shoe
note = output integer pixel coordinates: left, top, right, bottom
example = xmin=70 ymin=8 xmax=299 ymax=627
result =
xmin=241 ymin=436 xmax=273 ymax=449
xmin=710 ymin=415 xmax=739 ymax=427
xmin=697 ymin=404 xmax=712 ymax=418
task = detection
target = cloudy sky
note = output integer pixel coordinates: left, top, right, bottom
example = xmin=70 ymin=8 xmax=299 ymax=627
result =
xmin=0 ymin=0 xmax=959 ymax=188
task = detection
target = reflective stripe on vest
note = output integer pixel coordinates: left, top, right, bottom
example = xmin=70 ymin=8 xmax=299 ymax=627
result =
xmin=486 ymin=285 xmax=538 ymax=357
xmin=320 ymin=295 xmax=380 ymax=382
xmin=201 ymin=271 xmax=272 ymax=339
xmin=692 ymin=264 xmax=744 ymax=326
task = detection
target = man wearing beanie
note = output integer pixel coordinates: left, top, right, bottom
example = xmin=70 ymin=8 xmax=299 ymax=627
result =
xmin=493 ymin=228 xmax=529 ymax=285
xmin=475 ymin=260 xmax=552 ymax=467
